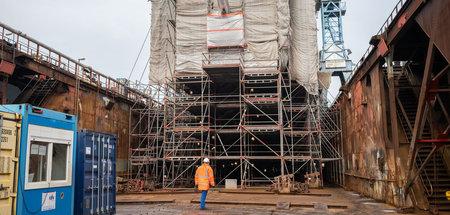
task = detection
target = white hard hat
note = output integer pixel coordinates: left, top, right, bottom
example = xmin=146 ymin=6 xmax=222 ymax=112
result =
xmin=203 ymin=158 xmax=210 ymax=163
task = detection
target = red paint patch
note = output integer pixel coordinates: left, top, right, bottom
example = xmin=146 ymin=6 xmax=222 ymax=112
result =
xmin=377 ymin=39 xmax=388 ymax=57
xmin=397 ymin=12 xmax=407 ymax=28
xmin=353 ymin=82 xmax=364 ymax=118
xmin=369 ymin=107 xmax=375 ymax=123
xmin=68 ymin=86 xmax=75 ymax=93
xmin=68 ymin=86 xmax=83 ymax=96
xmin=353 ymin=82 xmax=363 ymax=107
xmin=427 ymin=79 xmax=439 ymax=103
xmin=0 ymin=60 xmax=15 ymax=75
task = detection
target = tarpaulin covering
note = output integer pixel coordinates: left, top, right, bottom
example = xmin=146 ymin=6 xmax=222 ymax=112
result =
xmin=150 ymin=0 xmax=320 ymax=93
xmin=318 ymin=71 xmax=332 ymax=90
xmin=244 ymin=0 xmax=279 ymax=61
xmin=290 ymin=0 xmax=319 ymax=95
xmin=278 ymin=0 xmax=290 ymax=71
xmin=207 ymin=13 xmax=244 ymax=48
xmin=175 ymin=0 xmax=208 ymax=74
xmin=210 ymin=0 xmax=243 ymax=14
xmin=149 ymin=0 xmax=175 ymax=84
xmin=207 ymin=50 xmax=242 ymax=65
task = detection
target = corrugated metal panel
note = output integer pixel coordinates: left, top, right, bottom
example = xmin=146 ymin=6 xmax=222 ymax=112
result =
xmin=0 ymin=111 xmax=20 ymax=215
xmin=75 ymin=130 xmax=116 ymax=215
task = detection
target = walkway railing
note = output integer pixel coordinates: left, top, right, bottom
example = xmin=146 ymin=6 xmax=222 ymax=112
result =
xmin=349 ymin=0 xmax=408 ymax=81
xmin=0 ymin=21 xmax=149 ymax=104
xmin=333 ymin=0 xmax=409 ymax=106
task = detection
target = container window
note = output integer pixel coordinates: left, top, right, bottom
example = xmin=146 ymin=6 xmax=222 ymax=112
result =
xmin=51 ymin=143 xmax=68 ymax=180
xmin=28 ymin=141 xmax=48 ymax=182
xmin=25 ymin=124 xmax=74 ymax=190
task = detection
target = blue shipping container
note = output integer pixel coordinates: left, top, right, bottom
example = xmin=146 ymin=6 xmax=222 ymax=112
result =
xmin=0 ymin=104 xmax=77 ymax=215
xmin=75 ymin=129 xmax=116 ymax=215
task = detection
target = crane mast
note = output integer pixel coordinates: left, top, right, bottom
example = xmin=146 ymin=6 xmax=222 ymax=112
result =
xmin=320 ymin=0 xmax=352 ymax=84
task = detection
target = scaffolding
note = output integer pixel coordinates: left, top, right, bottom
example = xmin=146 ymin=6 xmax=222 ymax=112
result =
xmin=128 ymin=84 xmax=164 ymax=182
xmin=128 ymin=49 xmax=343 ymax=189
xmin=128 ymin=0 xmax=343 ymax=189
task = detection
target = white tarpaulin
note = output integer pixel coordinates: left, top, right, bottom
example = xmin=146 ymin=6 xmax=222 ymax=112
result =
xmin=210 ymin=0 xmax=243 ymax=14
xmin=175 ymin=0 xmax=208 ymax=74
xmin=207 ymin=50 xmax=242 ymax=65
xmin=150 ymin=0 xmax=321 ymax=90
xmin=244 ymin=0 xmax=279 ymax=61
xmin=149 ymin=0 xmax=175 ymax=84
xmin=277 ymin=0 xmax=290 ymax=71
xmin=277 ymin=0 xmax=290 ymax=49
xmin=290 ymin=0 xmax=319 ymax=95
xmin=207 ymin=13 xmax=244 ymax=48
xmin=318 ymin=71 xmax=332 ymax=90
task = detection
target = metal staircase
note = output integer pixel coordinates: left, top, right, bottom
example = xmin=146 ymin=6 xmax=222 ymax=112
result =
xmin=27 ymin=78 xmax=59 ymax=106
xmin=393 ymin=65 xmax=450 ymax=212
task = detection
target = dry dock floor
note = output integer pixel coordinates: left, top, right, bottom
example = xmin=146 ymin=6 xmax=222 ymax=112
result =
xmin=116 ymin=188 xmax=438 ymax=215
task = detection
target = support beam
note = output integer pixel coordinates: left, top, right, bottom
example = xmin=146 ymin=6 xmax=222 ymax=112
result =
xmin=432 ymin=64 xmax=449 ymax=82
xmin=348 ymin=0 xmax=425 ymax=87
xmin=436 ymin=95 xmax=450 ymax=125
xmin=278 ymin=73 xmax=284 ymax=176
xmin=404 ymin=40 xmax=435 ymax=202
xmin=404 ymin=143 xmax=443 ymax=193
xmin=396 ymin=94 xmax=413 ymax=133
xmin=385 ymin=52 xmax=401 ymax=191
xmin=0 ymin=76 xmax=7 ymax=104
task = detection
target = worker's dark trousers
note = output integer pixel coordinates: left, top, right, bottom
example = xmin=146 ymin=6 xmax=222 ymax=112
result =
xmin=200 ymin=190 xmax=208 ymax=209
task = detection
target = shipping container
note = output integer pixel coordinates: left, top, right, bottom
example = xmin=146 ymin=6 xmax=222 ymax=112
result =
xmin=75 ymin=130 xmax=116 ymax=215
xmin=0 ymin=104 xmax=77 ymax=215
xmin=0 ymin=111 xmax=21 ymax=215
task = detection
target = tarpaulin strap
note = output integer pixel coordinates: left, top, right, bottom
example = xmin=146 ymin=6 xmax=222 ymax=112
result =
xmin=207 ymin=12 xmax=243 ymax=17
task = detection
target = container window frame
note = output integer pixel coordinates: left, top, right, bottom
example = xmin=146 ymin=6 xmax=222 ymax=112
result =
xmin=25 ymin=124 xmax=74 ymax=190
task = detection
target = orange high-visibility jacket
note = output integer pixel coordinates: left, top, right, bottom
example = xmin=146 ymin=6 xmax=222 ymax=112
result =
xmin=195 ymin=163 xmax=215 ymax=190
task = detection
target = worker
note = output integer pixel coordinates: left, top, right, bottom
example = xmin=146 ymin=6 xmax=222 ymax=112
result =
xmin=195 ymin=158 xmax=215 ymax=210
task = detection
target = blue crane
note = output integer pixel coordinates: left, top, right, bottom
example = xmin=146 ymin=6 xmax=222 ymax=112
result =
xmin=320 ymin=0 xmax=352 ymax=84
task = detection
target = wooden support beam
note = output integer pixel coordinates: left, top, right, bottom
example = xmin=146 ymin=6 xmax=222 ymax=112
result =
xmin=404 ymin=40 xmax=435 ymax=201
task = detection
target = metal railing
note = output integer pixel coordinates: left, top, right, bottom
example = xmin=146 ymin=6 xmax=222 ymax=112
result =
xmin=415 ymin=151 xmax=434 ymax=197
xmin=333 ymin=0 xmax=409 ymax=106
xmin=348 ymin=0 xmax=408 ymax=82
xmin=0 ymin=21 xmax=149 ymax=104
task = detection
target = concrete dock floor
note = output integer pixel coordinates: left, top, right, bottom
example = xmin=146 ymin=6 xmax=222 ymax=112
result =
xmin=115 ymin=188 xmax=438 ymax=215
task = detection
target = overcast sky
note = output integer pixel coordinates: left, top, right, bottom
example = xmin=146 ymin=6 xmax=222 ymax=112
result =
xmin=0 ymin=0 xmax=151 ymax=84
xmin=0 ymin=0 xmax=399 ymax=98
xmin=327 ymin=0 xmax=399 ymax=101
